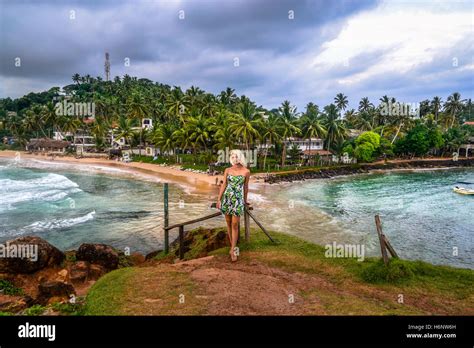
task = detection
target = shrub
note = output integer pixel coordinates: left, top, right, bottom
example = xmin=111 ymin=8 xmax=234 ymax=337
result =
xmin=354 ymin=142 xmax=375 ymax=162
xmin=361 ymin=258 xmax=414 ymax=283
xmin=0 ymin=280 xmax=23 ymax=296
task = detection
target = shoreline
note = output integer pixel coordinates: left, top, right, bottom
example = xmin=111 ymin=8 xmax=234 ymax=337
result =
xmin=264 ymin=158 xmax=474 ymax=184
xmin=0 ymin=150 xmax=228 ymax=195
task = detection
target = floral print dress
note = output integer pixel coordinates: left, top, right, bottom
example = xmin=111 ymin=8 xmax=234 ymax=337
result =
xmin=220 ymin=174 xmax=245 ymax=216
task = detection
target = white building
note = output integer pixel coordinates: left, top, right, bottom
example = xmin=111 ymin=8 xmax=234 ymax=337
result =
xmin=284 ymin=137 xmax=324 ymax=151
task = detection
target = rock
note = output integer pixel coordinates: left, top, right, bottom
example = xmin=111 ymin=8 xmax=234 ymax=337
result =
xmin=145 ymin=250 xmax=163 ymax=260
xmin=56 ymin=269 xmax=68 ymax=282
xmin=37 ymin=281 xmax=75 ymax=304
xmin=69 ymin=261 xmax=90 ymax=283
xmin=0 ymin=294 xmax=33 ymax=313
xmin=0 ymin=236 xmax=65 ymax=274
xmin=76 ymin=243 xmax=119 ymax=270
xmin=88 ymin=264 xmax=106 ymax=280
xmin=130 ymin=252 xmax=146 ymax=265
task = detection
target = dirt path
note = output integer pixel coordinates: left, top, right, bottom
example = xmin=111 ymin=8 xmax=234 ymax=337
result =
xmin=108 ymin=253 xmax=471 ymax=316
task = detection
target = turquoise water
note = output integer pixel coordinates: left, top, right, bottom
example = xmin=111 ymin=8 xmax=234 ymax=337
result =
xmin=0 ymin=159 xmax=218 ymax=254
xmin=270 ymin=169 xmax=474 ymax=269
xmin=1 ymin=157 xmax=472 ymax=269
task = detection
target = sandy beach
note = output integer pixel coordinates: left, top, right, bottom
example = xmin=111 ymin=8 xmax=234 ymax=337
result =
xmin=0 ymin=150 xmax=264 ymax=196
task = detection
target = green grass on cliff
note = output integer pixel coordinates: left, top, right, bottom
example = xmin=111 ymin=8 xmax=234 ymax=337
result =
xmin=83 ymin=228 xmax=474 ymax=315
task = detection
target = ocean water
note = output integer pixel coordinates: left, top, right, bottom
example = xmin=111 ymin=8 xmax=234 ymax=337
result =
xmin=0 ymin=159 xmax=223 ymax=254
xmin=1 ymin=158 xmax=472 ymax=269
xmin=260 ymin=169 xmax=474 ymax=269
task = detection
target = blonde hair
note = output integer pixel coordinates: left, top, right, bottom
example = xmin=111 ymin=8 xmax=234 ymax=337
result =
xmin=229 ymin=149 xmax=247 ymax=167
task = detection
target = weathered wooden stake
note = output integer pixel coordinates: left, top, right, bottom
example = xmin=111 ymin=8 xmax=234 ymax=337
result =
xmin=164 ymin=183 xmax=169 ymax=254
xmin=179 ymin=225 xmax=184 ymax=259
xmin=246 ymin=208 xmax=275 ymax=243
xmin=375 ymin=214 xmax=389 ymax=265
xmin=244 ymin=207 xmax=250 ymax=242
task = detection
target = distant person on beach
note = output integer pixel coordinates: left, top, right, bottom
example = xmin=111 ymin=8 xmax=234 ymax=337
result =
xmin=216 ymin=149 xmax=250 ymax=262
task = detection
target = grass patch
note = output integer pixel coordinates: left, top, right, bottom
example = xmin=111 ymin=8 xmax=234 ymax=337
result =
xmin=0 ymin=280 xmax=23 ymax=296
xmin=51 ymin=298 xmax=86 ymax=316
xmin=83 ymin=267 xmax=135 ymax=315
xmin=24 ymin=305 xmax=46 ymax=316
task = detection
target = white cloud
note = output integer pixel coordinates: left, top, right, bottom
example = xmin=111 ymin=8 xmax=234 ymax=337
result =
xmin=310 ymin=0 xmax=472 ymax=86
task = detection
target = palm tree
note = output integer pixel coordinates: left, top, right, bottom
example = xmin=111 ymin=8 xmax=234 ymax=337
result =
xmin=213 ymin=121 xmax=235 ymax=151
xmin=334 ymin=93 xmax=348 ymax=118
xmin=276 ymin=100 xmax=299 ymax=166
xmin=323 ymin=104 xmax=346 ymax=151
xmin=165 ymin=87 xmax=186 ymax=122
xmin=126 ymin=92 xmax=148 ymax=155
xmin=431 ymin=96 xmax=442 ymax=123
xmin=219 ymin=87 xmax=237 ymax=108
xmin=444 ymin=92 xmax=464 ymax=128
xmin=260 ymin=114 xmax=283 ymax=170
xmin=358 ymin=97 xmax=373 ymax=113
xmin=153 ymin=123 xmax=177 ymax=157
xmin=229 ymin=99 xmax=263 ymax=152
xmin=187 ymin=114 xmax=211 ymax=152
xmin=90 ymin=116 xmax=110 ymax=150
xmin=114 ymin=117 xmax=135 ymax=148
xmin=72 ymin=73 xmax=81 ymax=85
xmin=300 ymin=111 xmax=327 ymax=165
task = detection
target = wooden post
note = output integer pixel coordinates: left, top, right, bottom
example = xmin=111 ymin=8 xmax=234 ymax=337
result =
xmin=246 ymin=209 xmax=275 ymax=243
xmin=383 ymin=235 xmax=398 ymax=258
xmin=179 ymin=225 xmax=184 ymax=259
xmin=237 ymin=221 xmax=241 ymax=244
xmin=244 ymin=207 xmax=250 ymax=242
xmin=164 ymin=183 xmax=169 ymax=254
xmin=375 ymin=214 xmax=389 ymax=265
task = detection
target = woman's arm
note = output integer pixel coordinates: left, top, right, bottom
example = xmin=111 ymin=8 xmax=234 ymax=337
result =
xmin=216 ymin=168 xmax=228 ymax=208
xmin=244 ymin=170 xmax=250 ymax=204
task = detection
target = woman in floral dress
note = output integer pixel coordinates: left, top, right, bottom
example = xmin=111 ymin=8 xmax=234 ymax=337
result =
xmin=216 ymin=150 xmax=250 ymax=262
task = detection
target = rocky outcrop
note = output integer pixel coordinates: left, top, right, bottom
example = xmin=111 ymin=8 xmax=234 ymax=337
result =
xmin=265 ymin=158 xmax=474 ymax=184
xmin=37 ymin=280 xmax=75 ymax=305
xmin=76 ymin=243 xmax=119 ymax=270
xmin=69 ymin=261 xmax=106 ymax=284
xmin=0 ymin=294 xmax=34 ymax=312
xmin=0 ymin=236 xmax=65 ymax=274
xmin=170 ymin=228 xmax=228 ymax=258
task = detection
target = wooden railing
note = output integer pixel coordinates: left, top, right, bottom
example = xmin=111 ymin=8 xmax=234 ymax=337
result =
xmin=162 ymin=183 xmax=274 ymax=259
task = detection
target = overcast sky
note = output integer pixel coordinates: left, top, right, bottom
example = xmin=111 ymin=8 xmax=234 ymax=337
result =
xmin=0 ymin=0 xmax=472 ymax=110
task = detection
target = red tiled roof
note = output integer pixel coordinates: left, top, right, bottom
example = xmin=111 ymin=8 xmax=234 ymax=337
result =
xmin=463 ymin=121 xmax=474 ymax=126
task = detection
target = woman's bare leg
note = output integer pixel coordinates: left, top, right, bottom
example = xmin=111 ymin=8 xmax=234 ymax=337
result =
xmin=224 ymin=215 xmax=232 ymax=245
xmin=230 ymin=216 xmax=240 ymax=261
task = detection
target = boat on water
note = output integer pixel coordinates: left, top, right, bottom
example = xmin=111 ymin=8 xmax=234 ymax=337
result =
xmin=453 ymin=186 xmax=474 ymax=195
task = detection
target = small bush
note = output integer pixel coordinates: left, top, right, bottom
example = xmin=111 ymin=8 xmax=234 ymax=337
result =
xmin=0 ymin=280 xmax=23 ymax=295
xmin=361 ymin=258 xmax=414 ymax=283
xmin=24 ymin=304 xmax=46 ymax=316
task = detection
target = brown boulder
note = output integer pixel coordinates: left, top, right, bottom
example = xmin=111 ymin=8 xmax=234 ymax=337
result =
xmin=0 ymin=236 xmax=64 ymax=274
xmin=130 ymin=252 xmax=146 ymax=265
xmin=69 ymin=261 xmax=90 ymax=284
xmin=76 ymin=243 xmax=119 ymax=270
xmin=0 ymin=294 xmax=33 ymax=313
xmin=37 ymin=280 xmax=75 ymax=304
xmin=88 ymin=264 xmax=106 ymax=280
xmin=145 ymin=250 xmax=163 ymax=260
